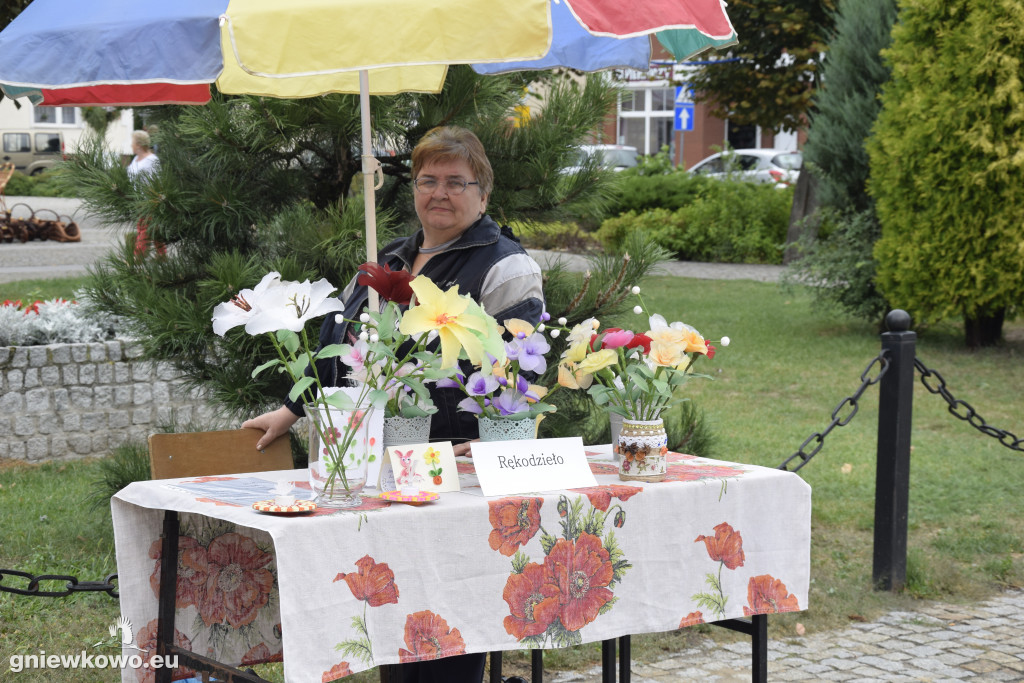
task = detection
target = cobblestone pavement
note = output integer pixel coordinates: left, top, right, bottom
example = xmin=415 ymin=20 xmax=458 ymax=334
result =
xmin=549 ymin=589 xmax=1024 ymax=682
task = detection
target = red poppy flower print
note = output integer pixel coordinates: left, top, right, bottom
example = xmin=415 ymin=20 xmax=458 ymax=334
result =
xmin=544 ymin=533 xmax=615 ymax=632
xmin=333 ymin=555 xmax=399 ymax=607
xmin=398 ymin=611 xmax=467 ymax=662
xmin=743 ymin=574 xmax=800 ymax=615
xmin=134 ymin=619 xmax=195 ymax=683
xmin=502 ymin=562 xmax=560 ymax=640
xmin=241 ymin=643 xmax=283 ymax=665
xmin=322 ymin=661 xmax=353 ymax=682
xmin=148 ymin=536 xmax=209 ymax=608
xmin=679 ymin=611 xmax=705 ymax=628
xmin=573 ymin=484 xmax=643 ymax=512
xmin=357 ymin=262 xmax=414 ymax=305
xmin=695 ymin=522 xmax=745 ymax=570
xmin=200 ymin=532 xmax=275 ymax=628
xmin=181 ymin=476 xmax=237 ymax=484
xmin=488 ymin=497 xmax=543 ymax=556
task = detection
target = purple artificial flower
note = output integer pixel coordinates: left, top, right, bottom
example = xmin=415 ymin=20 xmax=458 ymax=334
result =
xmin=457 ymin=397 xmax=484 ymax=414
xmin=464 ymin=371 xmax=500 ymax=396
xmin=515 ymin=375 xmax=540 ymax=401
xmin=492 ymin=390 xmax=530 ymax=416
xmin=511 ymin=333 xmax=550 ymax=374
xmin=435 ymin=372 xmax=464 ymax=389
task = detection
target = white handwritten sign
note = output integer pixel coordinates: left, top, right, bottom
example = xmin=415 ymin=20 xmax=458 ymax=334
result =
xmin=470 ymin=437 xmax=596 ymax=496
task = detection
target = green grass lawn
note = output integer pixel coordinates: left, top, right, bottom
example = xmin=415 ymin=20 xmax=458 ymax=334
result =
xmin=1 ymin=273 xmax=1022 ymax=681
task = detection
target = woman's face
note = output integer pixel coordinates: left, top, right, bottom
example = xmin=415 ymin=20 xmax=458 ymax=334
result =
xmin=413 ymin=158 xmax=488 ymax=243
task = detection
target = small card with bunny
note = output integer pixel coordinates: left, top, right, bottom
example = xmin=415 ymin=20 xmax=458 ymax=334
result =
xmin=379 ymin=442 xmax=460 ymax=493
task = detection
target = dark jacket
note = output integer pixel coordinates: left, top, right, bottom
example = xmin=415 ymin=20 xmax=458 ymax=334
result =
xmin=285 ymin=215 xmax=544 ymax=442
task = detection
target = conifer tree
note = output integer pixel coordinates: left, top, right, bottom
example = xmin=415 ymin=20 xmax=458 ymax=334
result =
xmin=869 ymin=0 xmax=1024 ymax=347
xmin=786 ymin=0 xmax=898 ymax=323
xmin=62 ymin=67 xmax=656 ymax=419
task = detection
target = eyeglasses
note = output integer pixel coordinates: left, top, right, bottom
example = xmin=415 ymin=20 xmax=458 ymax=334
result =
xmin=413 ymin=177 xmax=480 ymax=195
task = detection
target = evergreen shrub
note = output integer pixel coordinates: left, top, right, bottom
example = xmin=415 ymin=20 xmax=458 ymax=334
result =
xmin=597 ymin=182 xmax=793 ymax=264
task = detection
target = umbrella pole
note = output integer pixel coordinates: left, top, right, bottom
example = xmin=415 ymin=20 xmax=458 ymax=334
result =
xmin=360 ymin=69 xmax=380 ymax=312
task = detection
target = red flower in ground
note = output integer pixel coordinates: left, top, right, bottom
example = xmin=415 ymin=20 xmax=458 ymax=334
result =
xmin=357 ymin=262 xmax=414 ymax=305
xmin=200 ymin=532 xmax=275 ymax=628
xmin=148 ymin=535 xmax=209 ymax=608
xmin=333 ymin=555 xmax=399 ymax=607
xmin=544 ymin=533 xmax=615 ymax=632
xmin=678 ymin=611 xmax=705 ymax=628
xmin=488 ymin=497 xmax=543 ymax=556
xmin=241 ymin=642 xmax=283 ymax=665
xmin=133 ymin=619 xmax=195 ymax=683
xmin=743 ymin=574 xmax=800 ymax=615
xmin=572 ymin=484 xmax=643 ymax=512
xmin=695 ymin=522 xmax=745 ymax=570
xmin=502 ymin=562 xmax=560 ymax=640
xmin=322 ymin=661 xmax=353 ymax=682
xmin=398 ymin=611 xmax=466 ymax=662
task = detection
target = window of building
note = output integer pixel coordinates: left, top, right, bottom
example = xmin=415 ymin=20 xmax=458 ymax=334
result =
xmin=32 ymin=106 xmax=77 ymax=125
xmin=616 ymin=86 xmax=675 ymax=155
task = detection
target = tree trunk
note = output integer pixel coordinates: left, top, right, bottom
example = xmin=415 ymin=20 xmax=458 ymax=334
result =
xmin=783 ymin=170 xmax=819 ymax=265
xmin=964 ymin=308 xmax=1005 ymax=348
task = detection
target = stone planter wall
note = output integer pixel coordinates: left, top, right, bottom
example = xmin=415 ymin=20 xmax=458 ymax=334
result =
xmin=0 ymin=341 xmax=216 ymax=462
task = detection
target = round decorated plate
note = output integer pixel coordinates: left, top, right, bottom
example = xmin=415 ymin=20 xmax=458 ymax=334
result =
xmin=252 ymin=499 xmax=317 ymax=515
xmin=379 ymin=490 xmax=440 ymax=505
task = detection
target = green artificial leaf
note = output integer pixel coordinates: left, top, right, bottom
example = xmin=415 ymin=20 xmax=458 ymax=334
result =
xmin=276 ymin=329 xmax=299 ymax=354
xmin=287 ymin=376 xmax=316 ymax=403
xmin=316 ymin=343 xmax=349 ymax=360
xmin=323 ymin=390 xmax=357 ymax=411
xmin=251 ymin=358 xmax=281 ymax=378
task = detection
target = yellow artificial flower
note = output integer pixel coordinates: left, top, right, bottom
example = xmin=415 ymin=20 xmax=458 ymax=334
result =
xmin=576 ymin=348 xmax=618 ymax=375
xmin=502 ymin=318 xmax=536 ymax=338
xmin=526 ymin=384 xmax=548 ymax=403
xmin=679 ymin=328 xmax=708 ymax=354
xmin=558 ymin=362 xmax=594 ymax=390
xmin=424 ymin=447 xmax=441 ymax=465
xmin=399 ymin=276 xmax=495 ymax=368
xmin=649 ymin=340 xmax=685 ymax=367
xmin=646 ymin=326 xmax=686 ymax=347
xmin=562 ymin=340 xmax=589 ymax=363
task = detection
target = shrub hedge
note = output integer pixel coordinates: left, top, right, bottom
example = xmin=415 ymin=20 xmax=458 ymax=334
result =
xmin=597 ymin=180 xmax=794 ymax=264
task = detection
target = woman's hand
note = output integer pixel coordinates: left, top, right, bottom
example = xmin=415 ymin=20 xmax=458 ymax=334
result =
xmin=453 ymin=440 xmax=477 ymax=457
xmin=243 ymin=406 xmax=299 ymax=451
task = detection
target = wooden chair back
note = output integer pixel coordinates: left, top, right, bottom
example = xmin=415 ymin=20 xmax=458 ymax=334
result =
xmin=148 ymin=428 xmax=293 ymax=480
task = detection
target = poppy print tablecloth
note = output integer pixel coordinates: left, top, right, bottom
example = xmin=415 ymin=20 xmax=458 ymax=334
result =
xmin=111 ymin=450 xmax=811 ymax=682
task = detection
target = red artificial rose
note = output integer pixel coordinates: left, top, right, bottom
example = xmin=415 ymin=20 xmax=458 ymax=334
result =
xmin=333 ymin=555 xmax=399 ymax=607
xmin=743 ymin=574 xmax=800 ymax=615
xmin=705 ymin=343 xmax=716 ymax=359
xmin=695 ymin=522 xmax=745 ymax=570
xmin=543 ymin=533 xmax=615 ymax=632
xmin=502 ymin=562 xmax=560 ymax=640
xmin=357 ymin=262 xmax=414 ymax=305
xmin=488 ymin=497 xmax=543 ymax=556
xmin=626 ymin=333 xmax=652 ymax=354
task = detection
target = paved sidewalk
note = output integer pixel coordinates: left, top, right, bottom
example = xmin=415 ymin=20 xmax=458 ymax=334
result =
xmin=552 ymin=589 xmax=1024 ymax=682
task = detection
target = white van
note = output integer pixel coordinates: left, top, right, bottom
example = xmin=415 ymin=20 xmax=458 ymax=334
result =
xmin=1 ymin=130 xmax=65 ymax=175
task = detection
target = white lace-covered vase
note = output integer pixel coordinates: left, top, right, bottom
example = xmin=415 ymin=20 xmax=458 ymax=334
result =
xmin=382 ymin=415 xmax=432 ymax=449
xmin=477 ymin=416 xmax=538 ymax=442
xmin=617 ymin=417 xmax=667 ymax=482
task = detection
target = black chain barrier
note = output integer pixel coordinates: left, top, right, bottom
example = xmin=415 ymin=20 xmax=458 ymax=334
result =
xmin=777 ymin=351 xmax=890 ymax=472
xmin=915 ymin=357 xmax=1024 ymax=452
xmin=0 ymin=568 xmax=118 ymax=599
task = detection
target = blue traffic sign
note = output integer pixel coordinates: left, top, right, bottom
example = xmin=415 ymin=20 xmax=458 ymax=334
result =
xmin=674 ymin=102 xmax=694 ymax=132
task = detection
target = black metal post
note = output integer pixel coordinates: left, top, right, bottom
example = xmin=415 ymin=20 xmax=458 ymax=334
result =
xmin=489 ymin=651 xmax=503 ymax=683
xmin=873 ymin=309 xmax=916 ymax=591
xmin=601 ymin=639 xmax=615 ymax=683
xmin=155 ymin=511 xmax=180 ymax=683
xmin=618 ymin=635 xmax=631 ymax=682
xmin=531 ymin=648 xmax=544 ymax=683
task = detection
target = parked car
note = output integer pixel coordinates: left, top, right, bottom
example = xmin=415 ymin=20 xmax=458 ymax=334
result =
xmin=688 ymin=148 xmax=802 ymax=186
xmin=563 ymin=144 xmax=639 ymax=174
xmin=1 ymin=130 xmax=64 ymax=175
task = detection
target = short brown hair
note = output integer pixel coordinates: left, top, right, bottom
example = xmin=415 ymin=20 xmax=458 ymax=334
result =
xmin=411 ymin=126 xmax=493 ymax=196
